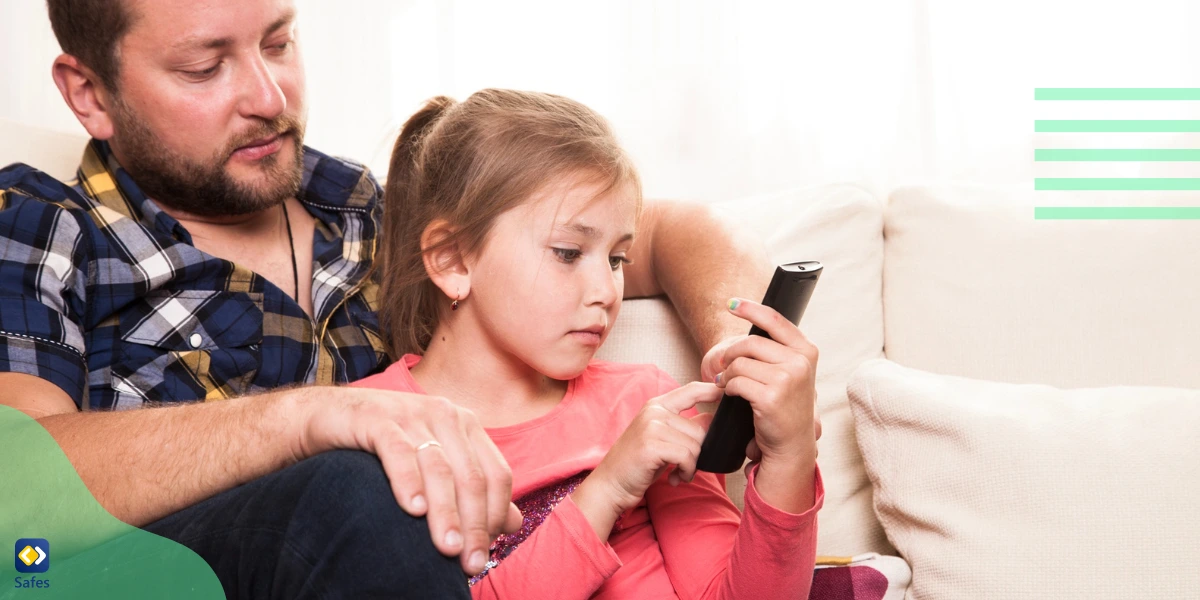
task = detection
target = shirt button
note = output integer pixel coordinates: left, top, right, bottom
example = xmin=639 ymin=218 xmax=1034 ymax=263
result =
xmin=188 ymin=333 xmax=203 ymax=349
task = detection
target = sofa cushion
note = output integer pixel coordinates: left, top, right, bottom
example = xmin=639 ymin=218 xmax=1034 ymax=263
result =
xmin=848 ymin=358 xmax=1200 ymax=600
xmin=883 ymin=184 xmax=1200 ymax=388
xmin=600 ymin=183 xmax=889 ymax=556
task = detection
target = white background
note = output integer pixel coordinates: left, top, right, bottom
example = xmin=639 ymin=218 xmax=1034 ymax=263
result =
xmin=4 ymin=0 xmax=1200 ymax=201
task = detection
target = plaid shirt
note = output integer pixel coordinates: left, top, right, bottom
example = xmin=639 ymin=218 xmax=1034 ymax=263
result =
xmin=0 ymin=140 xmax=389 ymax=410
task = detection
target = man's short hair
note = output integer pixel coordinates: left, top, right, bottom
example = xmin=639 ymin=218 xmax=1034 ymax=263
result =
xmin=46 ymin=0 xmax=134 ymax=92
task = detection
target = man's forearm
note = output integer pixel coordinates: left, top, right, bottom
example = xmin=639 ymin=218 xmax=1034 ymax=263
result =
xmin=629 ymin=200 xmax=772 ymax=351
xmin=39 ymin=389 xmax=306 ymax=527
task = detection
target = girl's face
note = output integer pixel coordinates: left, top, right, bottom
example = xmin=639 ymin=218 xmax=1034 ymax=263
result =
xmin=464 ymin=174 xmax=638 ymax=380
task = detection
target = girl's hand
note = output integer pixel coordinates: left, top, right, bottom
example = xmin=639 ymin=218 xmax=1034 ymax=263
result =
xmin=571 ymin=382 xmax=719 ymax=540
xmin=699 ymin=335 xmax=738 ymax=385
xmin=712 ymin=298 xmax=821 ymax=469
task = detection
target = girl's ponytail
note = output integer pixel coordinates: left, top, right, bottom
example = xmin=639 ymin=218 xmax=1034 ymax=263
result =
xmin=385 ymin=95 xmax=456 ymax=218
xmin=379 ymin=96 xmax=456 ymax=358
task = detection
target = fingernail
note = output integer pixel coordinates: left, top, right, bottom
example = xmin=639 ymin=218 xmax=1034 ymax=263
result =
xmin=469 ymin=550 xmax=487 ymax=573
xmin=445 ymin=530 xmax=463 ymax=548
xmin=727 ymin=298 xmax=741 ymax=311
xmin=714 ymin=372 xmax=722 ymax=385
xmin=411 ymin=495 xmax=427 ymax=512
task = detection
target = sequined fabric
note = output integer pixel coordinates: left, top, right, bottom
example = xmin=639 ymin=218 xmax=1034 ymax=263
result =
xmin=468 ymin=470 xmax=591 ymax=586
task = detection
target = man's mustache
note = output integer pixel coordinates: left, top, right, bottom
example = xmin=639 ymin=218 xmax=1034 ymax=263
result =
xmin=223 ymin=115 xmax=305 ymax=160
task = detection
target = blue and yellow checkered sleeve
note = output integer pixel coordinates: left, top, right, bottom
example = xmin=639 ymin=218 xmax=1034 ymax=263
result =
xmin=0 ymin=164 xmax=93 ymax=406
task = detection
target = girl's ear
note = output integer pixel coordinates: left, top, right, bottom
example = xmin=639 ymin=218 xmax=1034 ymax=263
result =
xmin=421 ymin=219 xmax=471 ymax=303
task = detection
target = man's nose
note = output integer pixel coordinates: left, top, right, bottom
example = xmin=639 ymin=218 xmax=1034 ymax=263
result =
xmin=237 ymin=54 xmax=286 ymax=120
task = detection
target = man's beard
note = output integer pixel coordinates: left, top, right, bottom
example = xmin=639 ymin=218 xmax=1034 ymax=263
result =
xmin=109 ymin=100 xmax=306 ymax=217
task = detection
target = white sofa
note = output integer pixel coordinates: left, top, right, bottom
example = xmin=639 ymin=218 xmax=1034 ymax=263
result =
xmin=600 ymin=183 xmax=1200 ymax=598
xmin=6 ymin=119 xmax=1199 ymax=599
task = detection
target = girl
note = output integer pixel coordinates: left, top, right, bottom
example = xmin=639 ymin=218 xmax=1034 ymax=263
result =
xmin=353 ymin=89 xmax=823 ymax=599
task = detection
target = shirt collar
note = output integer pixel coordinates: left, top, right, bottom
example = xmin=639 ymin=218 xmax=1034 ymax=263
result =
xmin=72 ymin=138 xmax=382 ymax=314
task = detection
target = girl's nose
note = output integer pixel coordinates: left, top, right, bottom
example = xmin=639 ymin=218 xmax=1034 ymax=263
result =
xmin=586 ymin=263 xmax=620 ymax=307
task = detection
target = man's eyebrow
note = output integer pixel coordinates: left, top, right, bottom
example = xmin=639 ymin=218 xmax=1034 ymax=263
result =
xmin=173 ymin=10 xmax=296 ymax=51
xmin=175 ymin=36 xmax=234 ymax=52
xmin=264 ymin=9 xmax=297 ymax=37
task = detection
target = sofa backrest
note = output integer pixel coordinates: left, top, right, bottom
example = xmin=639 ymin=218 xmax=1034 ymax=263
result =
xmin=0 ymin=119 xmax=87 ymax=180
xmin=883 ymin=184 xmax=1200 ymax=388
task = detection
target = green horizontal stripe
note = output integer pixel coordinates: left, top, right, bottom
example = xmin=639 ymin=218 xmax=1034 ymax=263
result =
xmin=1035 ymin=88 xmax=1200 ymax=101
xmin=1036 ymin=178 xmax=1200 ymax=190
xmin=1035 ymin=206 xmax=1200 ymax=219
xmin=1036 ymin=149 xmax=1200 ymax=161
xmin=1036 ymin=120 xmax=1200 ymax=132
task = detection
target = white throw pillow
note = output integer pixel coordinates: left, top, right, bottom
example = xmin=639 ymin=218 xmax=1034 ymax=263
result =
xmin=601 ymin=183 xmax=890 ymax=555
xmin=848 ymin=358 xmax=1200 ymax=600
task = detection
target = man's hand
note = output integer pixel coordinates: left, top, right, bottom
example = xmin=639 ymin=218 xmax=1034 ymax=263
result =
xmin=289 ymin=388 xmax=523 ymax=575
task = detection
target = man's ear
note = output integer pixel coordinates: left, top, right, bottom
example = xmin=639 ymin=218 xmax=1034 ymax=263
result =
xmin=421 ymin=219 xmax=471 ymax=303
xmin=51 ymin=54 xmax=116 ymax=140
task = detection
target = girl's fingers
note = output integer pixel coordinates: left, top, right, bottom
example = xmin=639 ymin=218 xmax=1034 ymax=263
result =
xmin=726 ymin=298 xmax=819 ymax=366
xmin=727 ymin=298 xmax=810 ymax=350
xmin=745 ymin=438 xmax=763 ymax=462
xmin=660 ymin=410 xmax=708 ymax=442
xmin=652 ymin=381 xmax=723 ymax=414
xmin=646 ymin=420 xmax=703 ymax=483
xmin=716 ymin=355 xmax=785 ymax=390
xmin=718 ymin=335 xmax=797 ymax=374
xmin=688 ymin=410 xmax=715 ymax=432
xmin=722 ymin=375 xmax=771 ymax=409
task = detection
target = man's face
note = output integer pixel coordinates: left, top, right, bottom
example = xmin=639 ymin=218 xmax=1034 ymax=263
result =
xmin=106 ymin=0 xmax=307 ymax=217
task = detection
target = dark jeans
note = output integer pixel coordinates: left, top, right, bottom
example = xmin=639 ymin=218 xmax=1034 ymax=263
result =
xmin=144 ymin=450 xmax=470 ymax=600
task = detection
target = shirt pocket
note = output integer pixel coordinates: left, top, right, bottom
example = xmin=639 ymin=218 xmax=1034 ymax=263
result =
xmin=113 ymin=290 xmax=263 ymax=404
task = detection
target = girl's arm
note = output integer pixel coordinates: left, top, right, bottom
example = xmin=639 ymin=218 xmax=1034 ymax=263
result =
xmin=470 ymin=495 xmax=621 ymax=600
xmin=472 ymin=375 xmax=723 ymax=599
xmin=646 ymin=463 xmax=824 ymax=600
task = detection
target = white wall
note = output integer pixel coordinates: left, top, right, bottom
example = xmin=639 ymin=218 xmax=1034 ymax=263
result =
xmin=5 ymin=0 xmax=1200 ymax=201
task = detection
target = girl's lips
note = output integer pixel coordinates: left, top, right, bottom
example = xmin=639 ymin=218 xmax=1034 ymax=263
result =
xmin=232 ymin=135 xmax=285 ymax=161
xmin=568 ymin=331 xmax=603 ymax=346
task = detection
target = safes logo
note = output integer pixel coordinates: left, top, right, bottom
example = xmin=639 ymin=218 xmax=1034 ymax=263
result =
xmin=14 ymin=539 xmax=49 ymax=574
xmin=12 ymin=539 xmax=51 ymax=591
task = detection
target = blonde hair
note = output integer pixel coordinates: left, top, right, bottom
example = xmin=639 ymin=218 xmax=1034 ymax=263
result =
xmin=378 ymin=89 xmax=642 ymax=358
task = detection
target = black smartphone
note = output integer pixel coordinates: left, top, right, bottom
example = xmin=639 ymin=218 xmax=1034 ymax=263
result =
xmin=695 ymin=261 xmax=822 ymax=473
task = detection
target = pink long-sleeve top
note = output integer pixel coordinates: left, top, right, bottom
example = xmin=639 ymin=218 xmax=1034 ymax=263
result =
xmin=352 ymin=355 xmax=823 ymax=599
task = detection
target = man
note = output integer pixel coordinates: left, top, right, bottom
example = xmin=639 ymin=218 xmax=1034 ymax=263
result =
xmin=0 ymin=0 xmax=805 ymax=597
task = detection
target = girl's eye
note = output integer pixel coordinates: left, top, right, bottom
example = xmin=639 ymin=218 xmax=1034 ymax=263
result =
xmin=552 ymin=248 xmax=582 ymax=263
xmin=609 ymin=256 xmax=632 ymax=271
